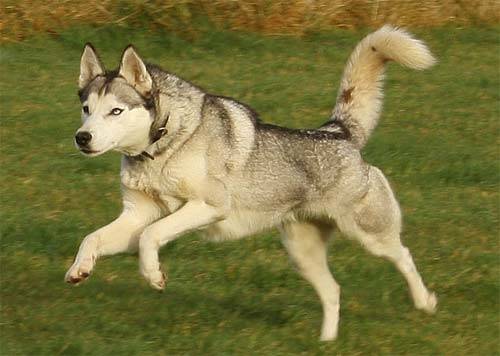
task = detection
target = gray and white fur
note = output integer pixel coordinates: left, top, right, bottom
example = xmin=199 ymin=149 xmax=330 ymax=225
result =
xmin=66 ymin=26 xmax=437 ymax=341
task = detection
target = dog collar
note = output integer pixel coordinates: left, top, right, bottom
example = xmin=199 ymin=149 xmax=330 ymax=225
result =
xmin=140 ymin=126 xmax=167 ymax=160
xmin=140 ymin=114 xmax=169 ymax=160
xmin=140 ymin=151 xmax=155 ymax=160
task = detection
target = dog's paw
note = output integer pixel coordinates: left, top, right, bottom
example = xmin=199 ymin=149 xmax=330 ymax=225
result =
xmin=416 ymin=291 xmax=438 ymax=314
xmin=320 ymin=329 xmax=338 ymax=342
xmin=142 ymin=268 xmax=167 ymax=291
xmin=65 ymin=257 xmax=94 ymax=285
xmin=319 ymin=318 xmax=338 ymax=342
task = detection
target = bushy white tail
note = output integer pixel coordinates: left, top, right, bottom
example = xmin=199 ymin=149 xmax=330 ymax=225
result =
xmin=323 ymin=25 xmax=436 ymax=148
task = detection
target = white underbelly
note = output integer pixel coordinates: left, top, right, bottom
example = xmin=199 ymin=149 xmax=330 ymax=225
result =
xmin=202 ymin=208 xmax=285 ymax=241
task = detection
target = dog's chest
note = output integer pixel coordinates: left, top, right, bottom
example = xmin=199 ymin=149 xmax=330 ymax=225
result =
xmin=120 ymin=158 xmax=163 ymax=197
xmin=120 ymin=155 xmax=206 ymax=205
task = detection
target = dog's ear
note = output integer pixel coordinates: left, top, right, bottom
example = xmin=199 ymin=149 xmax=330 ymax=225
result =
xmin=79 ymin=43 xmax=105 ymax=89
xmin=119 ymin=45 xmax=153 ymax=96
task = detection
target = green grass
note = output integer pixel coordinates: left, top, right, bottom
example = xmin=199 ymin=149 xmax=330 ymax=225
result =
xmin=1 ymin=25 xmax=499 ymax=355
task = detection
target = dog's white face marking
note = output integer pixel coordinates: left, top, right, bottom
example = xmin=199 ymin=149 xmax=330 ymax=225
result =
xmin=77 ymin=92 xmax=152 ymax=157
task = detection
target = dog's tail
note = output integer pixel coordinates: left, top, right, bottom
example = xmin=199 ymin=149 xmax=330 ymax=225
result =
xmin=321 ymin=25 xmax=435 ymax=149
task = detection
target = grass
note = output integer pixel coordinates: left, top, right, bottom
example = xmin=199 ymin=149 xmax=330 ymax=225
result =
xmin=0 ymin=25 xmax=499 ymax=355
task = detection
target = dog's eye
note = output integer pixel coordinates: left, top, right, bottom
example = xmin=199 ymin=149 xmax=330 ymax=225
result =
xmin=82 ymin=106 xmax=89 ymax=115
xmin=110 ymin=108 xmax=124 ymax=116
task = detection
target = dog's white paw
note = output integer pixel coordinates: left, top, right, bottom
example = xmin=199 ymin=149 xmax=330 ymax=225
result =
xmin=320 ymin=330 xmax=338 ymax=342
xmin=416 ymin=291 xmax=438 ymax=314
xmin=320 ymin=321 xmax=338 ymax=342
xmin=65 ymin=257 xmax=94 ymax=285
xmin=141 ymin=267 xmax=167 ymax=291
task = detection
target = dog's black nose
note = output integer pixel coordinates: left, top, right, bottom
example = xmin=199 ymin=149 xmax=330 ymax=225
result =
xmin=75 ymin=131 xmax=92 ymax=147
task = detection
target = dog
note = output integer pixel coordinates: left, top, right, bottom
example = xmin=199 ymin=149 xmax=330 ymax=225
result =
xmin=65 ymin=25 xmax=437 ymax=341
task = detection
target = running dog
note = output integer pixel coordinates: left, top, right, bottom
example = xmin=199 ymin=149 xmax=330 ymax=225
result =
xmin=66 ymin=26 xmax=437 ymax=340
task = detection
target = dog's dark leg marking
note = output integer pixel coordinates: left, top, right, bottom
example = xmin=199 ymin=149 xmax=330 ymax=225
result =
xmin=341 ymin=87 xmax=354 ymax=104
xmin=67 ymin=276 xmax=82 ymax=284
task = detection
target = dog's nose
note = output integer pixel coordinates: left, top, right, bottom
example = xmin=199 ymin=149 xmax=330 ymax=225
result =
xmin=75 ymin=131 xmax=92 ymax=147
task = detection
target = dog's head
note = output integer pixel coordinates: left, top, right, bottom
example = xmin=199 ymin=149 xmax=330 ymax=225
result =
xmin=75 ymin=44 xmax=156 ymax=157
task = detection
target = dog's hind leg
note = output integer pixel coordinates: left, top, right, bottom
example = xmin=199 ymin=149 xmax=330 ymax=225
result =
xmin=280 ymin=220 xmax=339 ymax=341
xmin=336 ymin=166 xmax=437 ymax=313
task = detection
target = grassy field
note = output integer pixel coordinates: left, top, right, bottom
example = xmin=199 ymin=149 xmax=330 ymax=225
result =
xmin=1 ymin=25 xmax=498 ymax=355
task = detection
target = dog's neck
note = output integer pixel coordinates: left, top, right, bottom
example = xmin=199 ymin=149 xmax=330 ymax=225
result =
xmin=132 ymin=71 xmax=205 ymax=162
xmin=140 ymin=117 xmax=169 ymax=160
xmin=134 ymin=108 xmax=202 ymax=163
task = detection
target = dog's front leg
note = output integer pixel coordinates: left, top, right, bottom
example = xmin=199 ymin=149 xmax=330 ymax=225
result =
xmin=139 ymin=200 xmax=226 ymax=290
xmin=65 ymin=188 xmax=163 ymax=284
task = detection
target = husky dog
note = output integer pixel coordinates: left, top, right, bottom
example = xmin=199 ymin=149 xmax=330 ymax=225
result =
xmin=66 ymin=26 xmax=437 ymax=341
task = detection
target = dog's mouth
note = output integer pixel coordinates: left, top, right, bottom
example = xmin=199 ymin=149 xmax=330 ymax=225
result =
xmin=77 ymin=142 xmax=116 ymax=157
xmin=79 ymin=148 xmax=102 ymax=156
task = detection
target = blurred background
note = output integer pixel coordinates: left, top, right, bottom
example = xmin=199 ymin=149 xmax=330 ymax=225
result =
xmin=1 ymin=1 xmax=498 ymax=355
